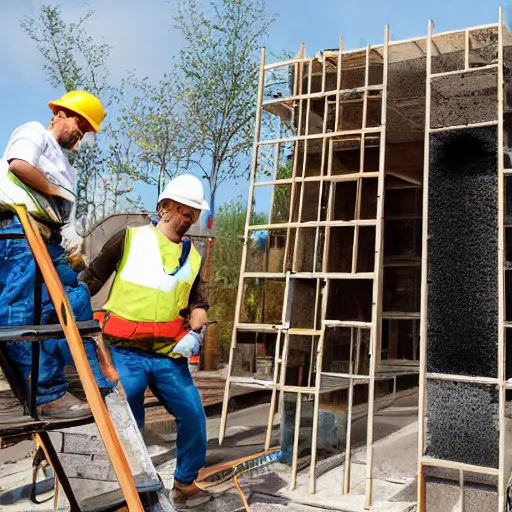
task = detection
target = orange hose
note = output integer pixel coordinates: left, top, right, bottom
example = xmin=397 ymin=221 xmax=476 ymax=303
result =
xmin=233 ymin=476 xmax=251 ymax=512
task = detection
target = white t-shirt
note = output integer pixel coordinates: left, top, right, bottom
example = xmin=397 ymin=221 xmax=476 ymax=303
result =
xmin=0 ymin=122 xmax=77 ymax=224
xmin=0 ymin=122 xmax=83 ymax=253
xmin=1 ymin=121 xmax=77 ymax=197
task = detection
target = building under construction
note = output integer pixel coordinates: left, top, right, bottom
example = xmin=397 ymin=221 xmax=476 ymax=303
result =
xmin=220 ymin=7 xmax=512 ymax=511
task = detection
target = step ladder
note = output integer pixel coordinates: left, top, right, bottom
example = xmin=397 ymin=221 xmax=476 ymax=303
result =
xmin=0 ymin=205 xmax=152 ymax=511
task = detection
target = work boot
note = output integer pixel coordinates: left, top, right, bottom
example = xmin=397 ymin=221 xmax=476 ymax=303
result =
xmin=36 ymin=392 xmax=91 ymax=420
xmin=170 ymin=481 xmax=212 ymax=509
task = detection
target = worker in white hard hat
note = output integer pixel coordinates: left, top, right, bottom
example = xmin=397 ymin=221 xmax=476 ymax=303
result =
xmin=80 ymin=174 xmax=212 ymax=509
xmin=0 ymin=90 xmax=114 ymax=423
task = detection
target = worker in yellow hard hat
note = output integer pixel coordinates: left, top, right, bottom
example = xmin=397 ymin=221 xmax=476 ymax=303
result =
xmin=0 ymin=90 xmax=113 ymax=424
xmin=49 ymin=90 xmax=106 ymax=134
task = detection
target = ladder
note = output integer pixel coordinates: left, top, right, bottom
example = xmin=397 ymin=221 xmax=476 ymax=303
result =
xmin=0 ymin=205 xmax=146 ymax=511
xmin=218 ymin=28 xmax=391 ymax=509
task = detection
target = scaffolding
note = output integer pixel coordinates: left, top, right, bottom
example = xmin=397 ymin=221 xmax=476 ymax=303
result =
xmin=417 ymin=8 xmax=510 ymax=512
xmin=220 ymin=7 xmax=512 ymax=511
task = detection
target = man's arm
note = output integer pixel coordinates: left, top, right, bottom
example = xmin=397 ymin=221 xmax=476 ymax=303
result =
xmin=187 ymin=264 xmax=209 ymax=331
xmin=9 ymin=159 xmax=62 ymax=197
xmin=6 ymin=127 xmax=62 ymax=198
xmin=189 ymin=266 xmax=210 ymax=311
xmin=79 ymin=228 xmax=127 ymax=296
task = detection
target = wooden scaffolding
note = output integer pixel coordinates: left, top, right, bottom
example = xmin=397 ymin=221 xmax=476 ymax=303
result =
xmin=417 ymin=7 xmax=512 ymax=512
xmin=220 ymin=7 xmax=512 ymax=511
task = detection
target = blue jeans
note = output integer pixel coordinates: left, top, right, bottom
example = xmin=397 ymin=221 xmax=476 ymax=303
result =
xmin=112 ymin=347 xmax=207 ymax=485
xmin=0 ymin=220 xmax=114 ymax=405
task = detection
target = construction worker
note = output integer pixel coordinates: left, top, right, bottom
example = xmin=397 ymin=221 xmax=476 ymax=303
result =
xmin=80 ymin=174 xmax=211 ymax=509
xmin=0 ymin=90 xmax=113 ymax=422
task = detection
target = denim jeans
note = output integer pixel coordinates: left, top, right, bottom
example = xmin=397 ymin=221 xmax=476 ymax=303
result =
xmin=112 ymin=347 xmax=207 ymax=485
xmin=0 ymin=219 xmax=114 ymax=405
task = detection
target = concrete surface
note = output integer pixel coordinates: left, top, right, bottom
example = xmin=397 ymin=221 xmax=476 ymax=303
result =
xmin=0 ymin=392 xmax=422 ymax=511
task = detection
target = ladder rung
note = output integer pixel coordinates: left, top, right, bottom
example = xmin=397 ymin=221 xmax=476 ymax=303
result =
xmin=281 ymin=385 xmax=316 ymax=393
xmin=323 ymin=320 xmax=372 ymax=328
xmin=229 ymin=377 xmax=276 ymax=389
xmin=0 ymin=414 xmax=93 ymax=438
xmin=235 ymin=323 xmax=287 ymax=332
xmin=430 ymin=63 xmax=498 ymax=79
xmin=321 ymin=371 xmax=371 ymax=380
xmin=290 ymin=272 xmax=374 ymax=280
xmin=288 ymin=328 xmax=322 ymax=336
xmin=0 ymin=320 xmax=101 ymax=342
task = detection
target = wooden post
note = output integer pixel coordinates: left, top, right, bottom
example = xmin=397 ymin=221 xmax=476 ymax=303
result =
xmin=417 ymin=19 xmax=433 ymax=512
xmin=343 ymin=327 xmax=356 ymax=494
xmin=497 ymin=7 xmax=506 ymax=512
xmin=291 ymin=391 xmax=302 ymax=490
xmin=364 ymin=24 xmax=389 ymax=510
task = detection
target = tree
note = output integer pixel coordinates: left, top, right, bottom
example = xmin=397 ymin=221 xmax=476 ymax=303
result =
xmin=171 ymin=0 xmax=277 ymax=212
xmin=119 ymin=74 xmax=197 ymax=198
xmin=20 ymin=5 xmax=146 ymax=223
xmin=208 ymin=199 xmax=266 ymax=352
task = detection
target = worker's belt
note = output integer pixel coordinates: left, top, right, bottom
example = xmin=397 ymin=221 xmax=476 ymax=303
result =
xmin=100 ymin=312 xmax=189 ymax=342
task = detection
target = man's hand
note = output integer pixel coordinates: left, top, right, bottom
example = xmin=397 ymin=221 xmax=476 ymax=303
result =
xmin=189 ymin=308 xmax=207 ymax=331
xmin=61 ymin=223 xmax=85 ymax=270
xmin=173 ymin=331 xmax=201 ymax=358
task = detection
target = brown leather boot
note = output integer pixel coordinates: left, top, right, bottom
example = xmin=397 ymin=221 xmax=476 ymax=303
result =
xmin=171 ymin=481 xmax=211 ymax=509
xmin=36 ymin=392 xmax=91 ymax=419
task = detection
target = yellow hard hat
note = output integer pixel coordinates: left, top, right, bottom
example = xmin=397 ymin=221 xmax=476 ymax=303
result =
xmin=48 ymin=90 xmax=106 ymax=132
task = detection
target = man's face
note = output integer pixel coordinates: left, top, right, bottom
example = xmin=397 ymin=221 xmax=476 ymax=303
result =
xmin=159 ymin=199 xmax=200 ymax=237
xmin=52 ymin=110 xmax=93 ymax=151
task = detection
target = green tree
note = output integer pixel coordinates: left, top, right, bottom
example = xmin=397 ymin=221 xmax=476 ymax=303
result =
xmin=210 ymin=200 xmax=247 ymax=288
xmin=20 ymin=5 xmax=146 ymax=222
xmin=171 ymin=0 xmax=277 ymax=212
xmin=208 ymin=199 xmax=266 ymax=353
xmin=119 ymin=74 xmax=197 ymax=199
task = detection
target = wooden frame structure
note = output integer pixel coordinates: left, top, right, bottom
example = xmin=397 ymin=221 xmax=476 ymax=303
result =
xmin=221 ymin=8 xmax=512 ymax=510
xmin=417 ymin=7 xmax=512 ymax=512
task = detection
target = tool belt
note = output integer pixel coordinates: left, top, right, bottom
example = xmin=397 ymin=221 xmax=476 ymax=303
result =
xmin=99 ymin=312 xmax=189 ymax=342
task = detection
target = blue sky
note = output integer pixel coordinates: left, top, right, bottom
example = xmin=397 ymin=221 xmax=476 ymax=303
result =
xmin=0 ymin=0 xmax=510 ymax=213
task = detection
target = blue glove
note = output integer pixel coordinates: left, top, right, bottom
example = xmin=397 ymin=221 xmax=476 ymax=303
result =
xmin=173 ymin=331 xmax=201 ymax=358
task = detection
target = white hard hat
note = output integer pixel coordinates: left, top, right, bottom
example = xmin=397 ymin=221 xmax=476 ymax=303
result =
xmin=158 ymin=174 xmax=210 ymax=211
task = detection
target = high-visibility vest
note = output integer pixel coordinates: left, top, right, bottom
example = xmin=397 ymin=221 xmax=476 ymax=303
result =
xmin=102 ymin=224 xmax=201 ymax=357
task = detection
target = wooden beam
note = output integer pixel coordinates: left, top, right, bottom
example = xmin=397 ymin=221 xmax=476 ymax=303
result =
xmin=417 ymin=19 xmax=433 ymax=512
xmin=386 ymin=169 xmax=422 ymax=186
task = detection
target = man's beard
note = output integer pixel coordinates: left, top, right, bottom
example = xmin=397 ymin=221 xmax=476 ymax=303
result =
xmin=58 ymin=133 xmax=80 ymax=150
xmin=175 ymin=218 xmax=192 ymax=236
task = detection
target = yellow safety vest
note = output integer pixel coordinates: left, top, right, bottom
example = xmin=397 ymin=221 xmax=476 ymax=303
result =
xmin=103 ymin=224 xmax=201 ymax=355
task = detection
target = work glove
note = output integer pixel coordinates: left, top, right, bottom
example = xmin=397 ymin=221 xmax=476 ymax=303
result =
xmin=172 ymin=331 xmax=201 ymax=358
xmin=60 ymin=201 xmax=86 ymax=271
xmin=61 ymin=224 xmax=86 ymax=271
